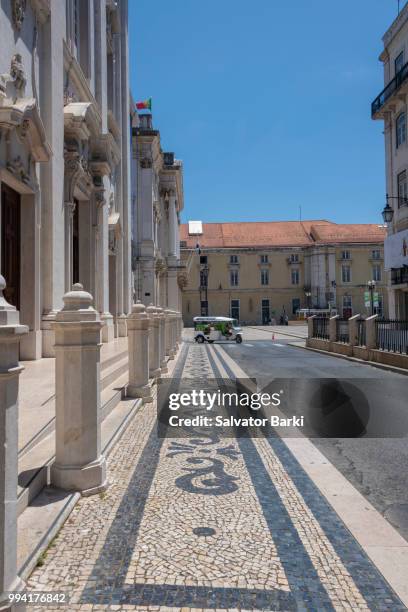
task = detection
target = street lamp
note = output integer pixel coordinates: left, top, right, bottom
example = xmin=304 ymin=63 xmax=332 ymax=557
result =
xmin=382 ymin=197 xmax=395 ymax=224
xmin=367 ymin=280 xmax=376 ymax=316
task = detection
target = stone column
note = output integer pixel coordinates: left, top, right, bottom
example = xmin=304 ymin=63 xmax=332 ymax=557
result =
xmin=95 ymin=189 xmax=114 ymax=343
xmin=164 ymin=309 xmax=174 ymax=359
xmin=171 ymin=311 xmax=179 ymax=352
xmin=127 ymin=302 xmax=152 ymax=402
xmin=329 ymin=315 xmax=339 ymax=342
xmin=0 ymin=277 xmax=28 ymax=612
xmin=64 ymin=202 xmax=76 ymax=292
xmin=348 ymin=314 xmax=361 ymax=347
xmin=51 ymin=284 xmax=106 ymax=495
xmin=147 ymin=305 xmax=161 ymax=379
xmin=168 ymin=194 xmax=177 ymax=257
xmin=365 ymin=314 xmax=379 ymax=350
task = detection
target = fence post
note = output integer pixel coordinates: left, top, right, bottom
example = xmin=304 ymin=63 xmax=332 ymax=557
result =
xmin=329 ymin=314 xmax=339 ymax=342
xmin=51 ymin=284 xmax=106 ymax=495
xmin=307 ymin=315 xmax=316 ymax=338
xmin=164 ymin=309 xmax=174 ymax=360
xmin=348 ymin=314 xmax=361 ymax=347
xmin=0 ymin=276 xmax=28 ymax=611
xmin=365 ymin=314 xmax=379 ymax=350
xmin=146 ymin=304 xmax=161 ymax=379
xmin=156 ymin=307 xmax=167 ymax=373
xmin=127 ymin=301 xmax=152 ymax=402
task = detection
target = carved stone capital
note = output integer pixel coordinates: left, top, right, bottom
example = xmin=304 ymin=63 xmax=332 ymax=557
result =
xmin=94 ymin=190 xmax=106 ymax=209
xmin=140 ymin=157 xmax=152 ymax=169
xmin=65 ymin=201 xmax=76 ymax=218
xmin=12 ymin=0 xmax=27 ymax=31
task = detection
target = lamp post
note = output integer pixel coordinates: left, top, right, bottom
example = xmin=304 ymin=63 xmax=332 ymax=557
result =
xmin=304 ymin=290 xmax=312 ymax=313
xmin=367 ymin=280 xmax=376 ymax=316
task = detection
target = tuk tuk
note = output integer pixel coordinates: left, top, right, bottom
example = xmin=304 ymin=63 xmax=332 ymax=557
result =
xmin=193 ymin=316 xmax=243 ymax=344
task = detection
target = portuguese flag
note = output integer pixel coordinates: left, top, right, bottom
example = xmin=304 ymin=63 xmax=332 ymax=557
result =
xmin=136 ymin=97 xmax=152 ymax=111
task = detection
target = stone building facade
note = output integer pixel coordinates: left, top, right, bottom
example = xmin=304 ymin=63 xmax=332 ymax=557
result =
xmin=180 ymin=220 xmax=388 ymax=325
xmin=0 ymin=0 xmax=132 ymax=359
xmin=372 ymin=3 xmax=408 ymax=319
xmin=131 ymin=113 xmax=183 ymax=311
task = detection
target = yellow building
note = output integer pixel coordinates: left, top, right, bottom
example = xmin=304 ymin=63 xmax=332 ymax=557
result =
xmin=179 ymin=220 xmax=388 ymax=325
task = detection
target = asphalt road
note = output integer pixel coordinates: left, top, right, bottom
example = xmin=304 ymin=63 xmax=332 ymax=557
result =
xmin=219 ymin=338 xmax=408 ymax=542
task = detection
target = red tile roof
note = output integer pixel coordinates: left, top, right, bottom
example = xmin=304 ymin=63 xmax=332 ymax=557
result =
xmin=180 ymin=221 xmax=386 ymax=248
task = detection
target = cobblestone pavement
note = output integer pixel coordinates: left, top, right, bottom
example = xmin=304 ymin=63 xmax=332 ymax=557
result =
xmin=27 ymin=343 xmax=406 ymax=611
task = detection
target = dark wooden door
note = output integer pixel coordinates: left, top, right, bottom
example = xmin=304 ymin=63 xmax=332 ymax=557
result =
xmin=1 ymin=184 xmax=21 ymax=309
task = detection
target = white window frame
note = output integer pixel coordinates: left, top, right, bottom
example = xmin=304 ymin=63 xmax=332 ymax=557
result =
xmin=290 ymin=253 xmax=299 ymax=263
xmin=372 ymin=249 xmax=381 ymax=260
xmin=291 ymin=269 xmax=300 ymax=285
xmin=398 ymin=170 xmax=408 ymax=207
xmin=260 ymin=254 xmax=268 ymax=264
xmin=341 ymin=250 xmax=351 ymax=260
xmin=342 ymin=264 xmax=351 ymax=283
xmin=261 ymin=269 xmax=269 ymax=286
xmin=230 ymin=270 xmax=239 ymax=286
xmin=373 ymin=264 xmax=382 ymax=282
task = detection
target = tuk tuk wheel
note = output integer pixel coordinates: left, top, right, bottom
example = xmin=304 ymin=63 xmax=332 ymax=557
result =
xmin=196 ymin=335 xmax=205 ymax=344
xmin=236 ymin=335 xmax=243 ymax=344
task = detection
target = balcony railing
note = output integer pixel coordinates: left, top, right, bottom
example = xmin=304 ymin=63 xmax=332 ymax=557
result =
xmin=372 ymin=60 xmax=408 ymax=116
xmin=376 ymin=319 xmax=408 ymax=354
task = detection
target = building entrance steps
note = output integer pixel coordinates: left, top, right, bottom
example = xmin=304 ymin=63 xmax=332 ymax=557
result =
xmin=17 ymin=337 xmax=130 ymax=517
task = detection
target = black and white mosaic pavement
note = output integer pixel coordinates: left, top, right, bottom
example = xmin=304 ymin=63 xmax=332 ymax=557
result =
xmin=27 ymin=343 xmax=406 ymax=611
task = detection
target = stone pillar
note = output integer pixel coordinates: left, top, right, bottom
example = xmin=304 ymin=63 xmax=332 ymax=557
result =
xmin=329 ymin=315 xmax=339 ymax=342
xmin=307 ymin=315 xmax=316 ymax=338
xmin=0 ymin=277 xmax=28 ymax=612
xmin=171 ymin=311 xmax=179 ymax=352
xmin=127 ymin=302 xmax=152 ymax=402
xmin=157 ymin=307 xmax=168 ymax=373
xmin=51 ymin=284 xmax=106 ymax=495
xmin=64 ymin=202 xmax=76 ymax=292
xmin=164 ymin=309 xmax=174 ymax=359
xmin=117 ymin=314 xmax=128 ymax=337
xmin=95 ymin=190 xmax=114 ymax=343
xmin=147 ymin=305 xmax=161 ymax=379
xmin=168 ymin=195 xmax=177 ymax=257
xmin=348 ymin=314 xmax=361 ymax=347
xmin=365 ymin=314 xmax=379 ymax=350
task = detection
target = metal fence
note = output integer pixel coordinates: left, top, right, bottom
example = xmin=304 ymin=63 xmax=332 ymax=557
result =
xmin=376 ymin=319 xmax=408 ymax=355
xmin=356 ymin=319 xmax=366 ymax=347
xmin=313 ymin=317 xmax=329 ymax=340
xmin=336 ymin=319 xmax=349 ymax=344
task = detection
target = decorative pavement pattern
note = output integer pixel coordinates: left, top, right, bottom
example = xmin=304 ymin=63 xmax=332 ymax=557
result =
xmin=27 ymin=342 xmax=406 ymax=611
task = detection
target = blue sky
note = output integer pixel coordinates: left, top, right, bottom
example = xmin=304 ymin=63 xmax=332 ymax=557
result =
xmin=129 ymin=0 xmax=401 ymax=225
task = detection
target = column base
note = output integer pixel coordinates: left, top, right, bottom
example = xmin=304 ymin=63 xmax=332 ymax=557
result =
xmin=160 ymin=360 xmax=168 ymax=373
xmin=19 ymin=330 xmax=42 ymax=360
xmin=101 ymin=313 xmax=115 ymax=343
xmin=51 ymin=456 xmax=107 ymax=495
xmin=127 ymin=383 xmax=153 ymax=403
xmin=117 ymin=314 xmax=128 ymax=337
xmin=0 ymin=577 xmax=26 ymax=611
xmin=41 ymin=311 xmax=58 ymax=357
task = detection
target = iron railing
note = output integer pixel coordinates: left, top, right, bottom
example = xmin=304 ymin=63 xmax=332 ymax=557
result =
xmin=313 ymin=317 xmax=329 ymax=340
xmin=372 ymin=60 xmax=408 ymax=116
xmin=336 ymin=318 xmax=349 ymax=344
xmin=376 ymin=319 xmax=408 ymax=354
xmin=356 ymin=319 xmax=366 ymax=347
